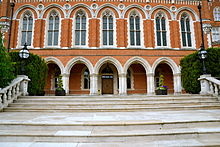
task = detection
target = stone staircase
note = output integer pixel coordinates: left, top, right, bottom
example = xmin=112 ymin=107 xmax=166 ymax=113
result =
xmin=0 ymin=94 xmax=220 ymax=146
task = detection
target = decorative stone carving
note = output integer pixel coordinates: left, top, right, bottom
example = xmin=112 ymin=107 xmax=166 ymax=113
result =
xmin=118 ymin=4 xmax=125 ymax=10
xmin=91 ymin=3 xmax=98 ymax=10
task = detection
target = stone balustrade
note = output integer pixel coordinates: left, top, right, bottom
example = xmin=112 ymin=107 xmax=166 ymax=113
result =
xmin=0 ymin=75 xmax=30 ymax=111
xmin=199 ymin=74 xmax=220 ymax=99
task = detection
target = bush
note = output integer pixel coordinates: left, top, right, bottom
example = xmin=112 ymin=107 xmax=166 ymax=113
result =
xmin=0 ymin=34 xmax=15 ymax=88
xmin=9 ymin=52 xmax=48 ymax=95
xmin=180 ymin=48 xmax=220 ymax=94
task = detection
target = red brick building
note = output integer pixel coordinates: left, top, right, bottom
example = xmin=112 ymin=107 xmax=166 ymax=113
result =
xmin=0 ymin=0 xmax=219 ymax=95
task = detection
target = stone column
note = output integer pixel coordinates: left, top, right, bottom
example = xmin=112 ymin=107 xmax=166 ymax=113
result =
xmin=119 ymin=73 xmax=127 ymax=95
xmin=173 ymin=73 xmax=182 ymax=95
xmin=90 ymin=74 xmax=98 ymax=95
xmin=147 ymin=73 xmax=155 ymax=95
xmin=62 ymin=73 xmax=70 ymax=94
xmin=18 ymin=75 xmax=30 ymax=96
xmin=198 ymin=74 xmax=211 ymax=95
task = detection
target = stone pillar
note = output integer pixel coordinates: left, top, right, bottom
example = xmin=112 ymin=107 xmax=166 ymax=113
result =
xmin=198 ymin=74 xmax=211 ymax=95
xmin=119 ymin=73 xmax=127 ymax=95
xmin=147 ymin=73 xmax=155 ymax=95
xmin=90 ymin=74 xmax=98 ymax=95
xmin=173 ymin=73 xmax=182 ymax=95
xmin=62 ymin=73 xmax=70 ymax=94
xmin=18 ymin=75 xmax=30 ymax=96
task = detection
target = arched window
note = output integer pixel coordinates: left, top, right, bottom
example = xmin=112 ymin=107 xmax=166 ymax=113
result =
xmin=102 ymin=9 xmax=114 ymax=46
xmin=129 ymin=11 xmax=141 ymax=46
xmin=155 ymin=12 xmax=167 ymax=46
xmin=47 ymin=10 xmax=59 ymax=46
xmin=83 ymin=69 xmax=90 ymax=89
xmin=75 ymin=10 xmax=86 ymax=46
xmin=21 ymin=11 xmax=33 ymax=46
xmin=180 ymin=13 xmax=192 ymax=47
xmin=214 ymin=7 xmax=220 ymax=21
xmin=127 ymin=69 xmax=131 ymax=89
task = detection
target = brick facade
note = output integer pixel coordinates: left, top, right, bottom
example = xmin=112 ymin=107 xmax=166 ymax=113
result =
xmin=0 ymin=0 xmax=219 ymax=95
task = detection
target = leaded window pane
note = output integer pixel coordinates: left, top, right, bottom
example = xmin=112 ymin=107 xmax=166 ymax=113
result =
xmin=109 ymin=30 xmax=113 ymax=45
xmin=136 ymin=31 xmax=140 ymax=46
xmin=76 ymin=16 xmax=80 ymax=30
xmin=157 ymin=32 xmax=161 ymax=46
xmin=180 ymin=19 xmax=185 ymax=32
xmin=109 ymin=16 xmax=113 ymax=29
xmin=156 ymin=18 xmax=160 ymax=31
xmin=81 ymin=30 xmax=86 ymax=45
xmin=21 ymin=32 xmax=26 ymax=46
xmin=82 ymin=16 xmax=86 ymax=29
xmin=187 ymin=33 xmax=192 ymax=47
xmin=161 ymin=18 xmax=166 ymax=30
xmin=27 ymin=32 xmax=32 ymax=46
xmin=23 ymin=17 xmax=27 ymax=30
xmin=48 ymin=31 xmax=53 ymax=46
xmin=103 ymin=16 xmax=107 ymax=30
xmin=162 ymin=32 xmax=167 ymax=46
xmin=54 ymin=31 xmax=59 ymax=46
xmin=55 ymin=16 xmax=59 ymax=30
xmin=135 ymin=16 xmax=140 ymax=30
xmin=103 ymin=30 xmax=107 ymax=45
xmin=130 ymin=17 xmax=134 ymax=30
xmin=182 ymin=32 xmax=186 ymax=46
xmin=186 ymin=19 xmax=190 ymax=31
xmin=130 ymin=31 xmax=135 ymax=45
xmin=75 ymin=30 xmax=80 ymax=45
xmin=49 ymin=16 xmax=53 ymax=30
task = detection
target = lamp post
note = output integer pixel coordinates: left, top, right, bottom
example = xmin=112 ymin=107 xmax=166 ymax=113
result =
xmin=19 ymin=43 xmax=30 ymax=75
xmin=7 ymin=2 xmax=15 ymax=52
xmin=197 ymin=1 xmax=208 ymax=74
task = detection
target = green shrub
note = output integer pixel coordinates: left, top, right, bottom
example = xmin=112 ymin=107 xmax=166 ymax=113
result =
xmin=9 ymin=52 xmax=48 ymax=95
xmin=180 ymin=48 xmax=220 ymax=94
xmin=0 ymin=34 xmax=15 ymax=88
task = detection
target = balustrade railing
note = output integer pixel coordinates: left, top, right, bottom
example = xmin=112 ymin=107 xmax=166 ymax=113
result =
xmin=199 ymin=75 xmax=220 ymax=99
xmin=0 ymin=75 xmax=30 ymax=111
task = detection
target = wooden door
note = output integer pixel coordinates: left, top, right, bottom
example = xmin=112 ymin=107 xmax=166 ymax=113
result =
xmin=102 ymin=78 xmax=113 ymax=94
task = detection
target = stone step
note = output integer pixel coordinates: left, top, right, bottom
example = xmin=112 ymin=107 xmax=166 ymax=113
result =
xmin=8 ymin=102 xmax=220 ymax=108
xmin=0 ymin=127 xmax=220 ymax=143
xmin=0 ymin=120 xmax=220 ymax=131
xmin=4 ymin=105 xmax=220 ymax=112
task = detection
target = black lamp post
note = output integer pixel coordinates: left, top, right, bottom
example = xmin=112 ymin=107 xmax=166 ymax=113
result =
xmin=7 ymin=2 xmax=15 ymax=52
xmin=19 ymin=43 xmax=30 ymax=75
xmin=197 ymin=1 xmax=208 ymax=74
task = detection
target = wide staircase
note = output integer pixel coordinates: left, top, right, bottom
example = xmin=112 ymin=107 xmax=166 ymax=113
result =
xmin=1 ymin=94 xmax=220 ymax=146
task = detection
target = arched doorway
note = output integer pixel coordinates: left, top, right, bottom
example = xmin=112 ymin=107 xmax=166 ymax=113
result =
xmin=45 ymin=63 xmax=61 ymax=94
xmin=98 ymin=63 xmax=118 ymax=95
xmin=69 ymin=63 xmax=90 ymax=95
xmin=126 ymin=64 xmax=147 ymax=94
xmin=155 ymin=63 xmax=174 ymax=94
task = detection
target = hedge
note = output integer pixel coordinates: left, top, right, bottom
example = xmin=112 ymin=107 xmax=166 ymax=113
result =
xmin=180 ymin=48 xmax=220 ymax=94
xmin=0 ymin=34 xmax=15 ymax=88
xmin=9 ymin=52 xmax=48 ymax=95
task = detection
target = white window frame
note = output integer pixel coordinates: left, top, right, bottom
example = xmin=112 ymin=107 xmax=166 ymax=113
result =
xmin=127 ymin=10 xmax=144 ymax=48
xmin=214 ymin=7 xmax=220 ymax=21
xmin=212 ymin=27 xmax=220 ymax=42
xmin=179 ymin=12 xmax=195 ymax=49
xmin=154 ymin=11 xmax=171 ymax=49
xmin=44 ymin=10 xmax=61 ymax=48
xmin=17 ymin=10 xmax=34 ymax=48
xmin=72 ymin=9 xmax=88 ymax=48
xmin=100 ymin=9 xmax=116 ymax=48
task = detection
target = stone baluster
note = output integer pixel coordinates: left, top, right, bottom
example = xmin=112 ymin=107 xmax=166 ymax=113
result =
xmin=209 ymin=82 xmax=214 ymax=94
xmin=16 ymin=83 xmax=20 ymax=95
xmin=3 ymin=92 xmax=8 ymax=106
xmin=0 ymin=94 xmax=3 ymax=110
xmin=8 ymin=87 xmax=12 ymax=101
xmin=214 ymin=84 xmax=219 ymax=96
xmin=12 ymin=85 xmax=16 ymax=99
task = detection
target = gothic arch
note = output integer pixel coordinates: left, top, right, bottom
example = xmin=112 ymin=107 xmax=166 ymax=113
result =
xmin=65 ymin=56 xmax=93 ymax=74
xmin=123 ymin=56 xmax=152 ymax=74
xmin=14 ymin=5 xmax=39 ymax=19
xmin=175 ymin=7 xmax=199 ymax=21
xmin=94 ymin=56 xmax=123 ymax=74
xmin=149 ymin=5 xmax=173 ymax=20
xmin=151 ymin=57 xmax=180 ymax=74
xmin=95 ymin=3 xmax=120 ymax=18
xmin=44 ymin=57 xmax=65 ymax=74
xmin=41 ymin=4 xmax=66 ymax=19
xmin=122 ymin=4 xmax=148 ymax=19
xmin=68 ymin=4 xmax=93 ymax=18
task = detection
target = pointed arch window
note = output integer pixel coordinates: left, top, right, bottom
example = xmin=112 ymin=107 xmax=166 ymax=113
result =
xmin=129 ymin=11 xmax=141 ymax=46
xmin=21 ymin=11 xmax=33 ymax=46
xmin=102 ymin=9 xmax=114 ymax=46
xmin=75 ymin=10 xmax=87 ymax=46
xmin=83 ymin=69 xmax=90 ymax=89
xmin=214 ymin=7 xmax=220 ymax=21
xmin=155 ymin=12 xmax=167 ymax=46
xmin=180 ymin=13 xmax=192 ymax=47
xmin=47 ymin=10 xmax=59 ymax=46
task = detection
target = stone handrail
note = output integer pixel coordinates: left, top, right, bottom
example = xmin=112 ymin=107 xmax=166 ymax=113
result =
xmin=0 ymin=75 xmax=30 ymax=111
xmin=199 ymin=75 xmax=220 ymax=98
